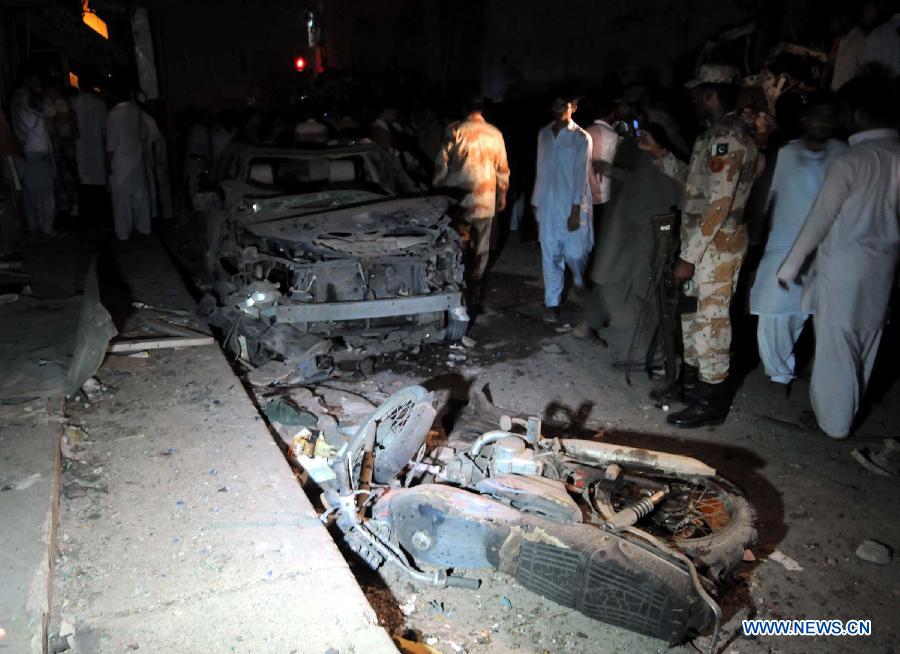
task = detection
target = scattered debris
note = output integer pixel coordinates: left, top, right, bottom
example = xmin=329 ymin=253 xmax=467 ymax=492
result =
xmin=398 ymin=594 xmax=418 ymax=616
xmin=59 ymin=434 xmax=86 ymax=463
xmin=131 ymin=301 xmax=193 ymax=317
xmin=71 ymin=477 xmax=107 ymax=492
xmin=855 ymin=540 xmax=892 ymax=565
xmin=65 ymin=425 xmax=88 ymax=446
xmin=339 ymin=396 xmax=376 ymax=415
xmin=108 ymin=336 xmax=214 ymax=353
xmin=62 ymin=484 xmax=87 ymax=499
xmin=5 ymin=472 xmax=41 ymax=491
xmin=742 ymin=549 xmax=757 ymax=562
xmin=51 ymin=618 xmax=76 ymax=652
xmin=501 ymin=596 xmax=512 ymax=609
xmin=80 ymin=378 xmax=103 ymax=402
xmin=245 ymin=360 xmax=298 ymax=386
xmin=768 ymin=549 xmax=804 ymax=571
xmin=850 ymin=439 xmax=900 ymax=477
xmin=541 ymin=342 xmax=563 ymax=354
xmin=461 ymin=336 xmax=477 ymax=348
xmin=262 ymin=397 xmax=318 ymax=427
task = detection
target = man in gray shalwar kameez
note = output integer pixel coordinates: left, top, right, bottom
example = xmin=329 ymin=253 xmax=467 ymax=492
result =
xmin=777 ymin=72 xmax=899 ymax=439
xmin=578 ymin=124 xmax=686 ymax=353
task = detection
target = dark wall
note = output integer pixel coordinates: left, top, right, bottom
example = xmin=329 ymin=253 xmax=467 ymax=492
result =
xmin=157 ymin=0 xmax=316 ymax=108
xmin=154 ymin=0 xmax=824 ymax=108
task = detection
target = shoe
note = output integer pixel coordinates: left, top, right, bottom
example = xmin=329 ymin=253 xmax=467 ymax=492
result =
xmin=542 ymin=307 xmax=560 ymax=324
xmin=649 ymin=363 xmax=699 ymax=403
xmin=681 ymin=364 xmax=699 ymax=404
xmin=667 ymin=380 xmax=730 ymax=428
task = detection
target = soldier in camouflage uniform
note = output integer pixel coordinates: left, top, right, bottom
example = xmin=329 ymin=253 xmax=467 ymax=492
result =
xmin=667 ymin=65 xmax=759 ymax=428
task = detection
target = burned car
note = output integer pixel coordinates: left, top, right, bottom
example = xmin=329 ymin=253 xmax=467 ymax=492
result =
xmin=199 ymin=143 xmax=468 ymax=380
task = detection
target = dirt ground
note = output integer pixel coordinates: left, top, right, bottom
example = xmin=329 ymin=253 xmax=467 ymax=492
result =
xmin=168 ymin=230 xmax=900 ymax=654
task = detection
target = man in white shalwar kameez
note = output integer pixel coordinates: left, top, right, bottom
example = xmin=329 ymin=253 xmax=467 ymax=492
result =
xmin=750 ymin=96 xmax=847 ymax=385
xmin=11 ymin=67 xmax=57 ymax=235
xmin=531 ymin=94 xmax=593 ymax=323
xmin=778 ymin=73 xmax=899 ymax=439
xmin=107 ymin=85 xmax=152 ymax=240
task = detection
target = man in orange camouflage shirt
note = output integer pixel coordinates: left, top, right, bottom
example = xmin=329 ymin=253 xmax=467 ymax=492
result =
xmin=434 ymin=94 xmax=510 ymax=307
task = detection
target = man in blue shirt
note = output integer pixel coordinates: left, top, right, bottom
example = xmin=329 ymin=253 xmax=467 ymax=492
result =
xmin=531 ymin=93 xmax=594 ymax=323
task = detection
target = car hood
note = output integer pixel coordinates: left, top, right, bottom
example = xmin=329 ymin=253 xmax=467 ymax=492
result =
xmin=243 ymin=196 xmax=453 ymax=256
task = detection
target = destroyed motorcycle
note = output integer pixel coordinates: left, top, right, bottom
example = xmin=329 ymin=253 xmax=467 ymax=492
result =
xmin=291 ymin=386 xmax=755 ymax=650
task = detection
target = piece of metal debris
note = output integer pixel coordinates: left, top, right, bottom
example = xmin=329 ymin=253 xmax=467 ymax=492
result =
xmin=850 ymin=439 xmax=899 ymax=477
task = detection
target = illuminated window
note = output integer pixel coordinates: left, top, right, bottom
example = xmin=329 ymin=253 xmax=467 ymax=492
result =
xmin=82 ymin=0 xmax=109 ymax=40
xmin=69 ymin=72 xmax=79 ymax=88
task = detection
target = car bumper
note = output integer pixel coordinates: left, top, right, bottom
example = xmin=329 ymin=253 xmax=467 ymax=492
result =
xmin=275 ymin=291 xmax=466 ymax=324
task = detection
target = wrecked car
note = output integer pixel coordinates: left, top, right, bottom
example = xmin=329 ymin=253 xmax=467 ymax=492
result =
xmin=287 ymin=386 xmax=756 ymax=650
xmin=198 ymin=143 xmax=469 ymax=380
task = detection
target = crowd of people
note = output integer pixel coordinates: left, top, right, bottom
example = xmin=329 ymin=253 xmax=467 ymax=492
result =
xmin=0 ymin=2 xmax=896 ymax=442
xmin=433 ymin=7 xmax=899 ymax=441
xmin=1 ymin=64 xmax=174 ymax=243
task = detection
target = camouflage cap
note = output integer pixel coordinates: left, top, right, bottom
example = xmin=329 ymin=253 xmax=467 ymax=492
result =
xmin=685 ymin=64 xmax=740 ymax=89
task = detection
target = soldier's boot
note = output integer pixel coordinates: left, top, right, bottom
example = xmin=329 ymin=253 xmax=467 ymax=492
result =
xmin=649 ymin=364 xmax=699 ymax=403
xmin=681 ymin=365 xmax=700 ymax=404
xmin=666 ymin=380 xmax=730 ymax=429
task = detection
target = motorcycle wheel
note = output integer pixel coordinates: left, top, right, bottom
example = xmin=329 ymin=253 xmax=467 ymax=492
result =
xmin=350 ymin=385 xmax=436 ymax=485
xmin=596 ymin=474 xmax=756 ymax=578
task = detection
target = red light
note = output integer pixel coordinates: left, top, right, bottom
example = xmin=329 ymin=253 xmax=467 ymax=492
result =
xmin=294 ymin=56 xmax=307 ymax=72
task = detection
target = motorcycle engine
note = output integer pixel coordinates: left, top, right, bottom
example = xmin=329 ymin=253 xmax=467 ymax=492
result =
xmin=490 ymin=437 xmax=543 ymax=476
